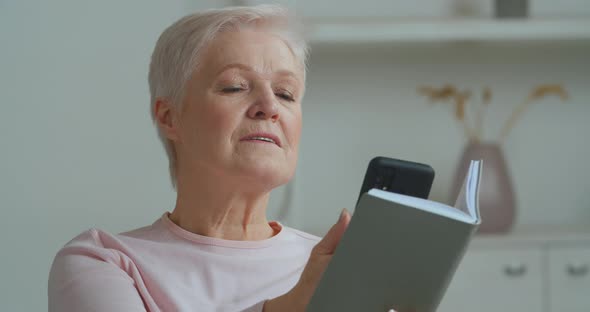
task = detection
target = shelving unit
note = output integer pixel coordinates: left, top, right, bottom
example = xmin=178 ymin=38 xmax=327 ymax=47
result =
xmin=308 ymin=18 xmax=590 ymax=44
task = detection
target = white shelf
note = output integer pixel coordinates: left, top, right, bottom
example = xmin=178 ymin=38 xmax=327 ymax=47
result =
xmin=308 ymin=18 xmax=590 ymax=44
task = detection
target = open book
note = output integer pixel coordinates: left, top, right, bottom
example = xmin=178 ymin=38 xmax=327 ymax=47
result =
xmin=307 ymin=160 xmax=483 ymax=312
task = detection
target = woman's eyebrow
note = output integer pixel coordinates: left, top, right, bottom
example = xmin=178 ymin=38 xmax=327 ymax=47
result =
xmin=274 ymin=70 xmax=300 ymax=84
xmin=215 ymin=63 xmax=301 ymax=84
xmin=215 ymin=63 xmax=253 ymax=76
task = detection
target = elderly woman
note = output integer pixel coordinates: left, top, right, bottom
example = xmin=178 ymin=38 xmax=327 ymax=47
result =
xmin=48 ymin=5 xmax=352 ymax=312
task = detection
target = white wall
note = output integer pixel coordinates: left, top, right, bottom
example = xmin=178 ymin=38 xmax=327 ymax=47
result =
xmin=0 ymin=0 xmax=224 ymax=310
xmin=298 ymin=42 xmax=590 ymax=235
xmin=1 ymin=0 xmax=589 ymax=311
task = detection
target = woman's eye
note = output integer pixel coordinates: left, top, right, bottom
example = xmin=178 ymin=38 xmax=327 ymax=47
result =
xmin=222 ymin=86 xmax=245 ymax=93
xmin=276 ymin=92 xmax=295 ymax=102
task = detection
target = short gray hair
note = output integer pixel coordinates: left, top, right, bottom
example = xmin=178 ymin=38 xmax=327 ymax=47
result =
xmin=148 ymin=4 xmax=309 ymax=190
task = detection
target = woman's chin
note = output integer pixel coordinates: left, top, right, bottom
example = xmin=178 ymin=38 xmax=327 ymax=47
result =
xmin=235 ymin=160 xmax=293 ymax=190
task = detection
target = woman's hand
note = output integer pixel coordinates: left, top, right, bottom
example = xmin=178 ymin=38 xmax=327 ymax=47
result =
xmin=263 ymin=209 xmax=352 ymax=312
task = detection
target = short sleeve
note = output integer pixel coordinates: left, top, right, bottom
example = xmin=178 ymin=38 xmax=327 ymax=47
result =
xmin=48 ymin=230 xmax=148 ymax=312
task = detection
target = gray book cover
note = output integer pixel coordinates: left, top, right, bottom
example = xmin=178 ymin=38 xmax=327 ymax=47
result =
xmin=307 ymin=160 xmax=482 ymax=312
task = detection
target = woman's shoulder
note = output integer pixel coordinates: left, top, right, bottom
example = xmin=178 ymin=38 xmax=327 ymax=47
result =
xmin=57 ymin=221 xmax=158 ymax=250
xmin=49 ymin=228 xmax=124 ymax=294
xmin=49 ymin=222 xmax=162 ymax=286
xmin=50 ymin=227 xmax=129 ymax=270
xmin=54 ymin=217 xmax=165 ymax=258
xmin=58 ymin=227 xmax=119 ymax=253
xmin=51 ymin=215 xmax=164 ymax=267
xmin=48 ymin=226 xmax=160 ymax=311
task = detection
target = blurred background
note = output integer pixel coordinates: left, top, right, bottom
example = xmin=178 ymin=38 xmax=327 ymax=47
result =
xmin=1 ymin=0 xmax=589 ymax=311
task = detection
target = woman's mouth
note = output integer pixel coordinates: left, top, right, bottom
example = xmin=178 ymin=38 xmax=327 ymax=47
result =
xmin=240 ymin=133 xmax=281 ymax=147
xmin=248 ymin=136 xmax=276 ymax=144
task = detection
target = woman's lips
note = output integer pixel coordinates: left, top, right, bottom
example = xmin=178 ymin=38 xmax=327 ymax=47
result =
xmin=240 ymin=132 xmax=282 ymax=147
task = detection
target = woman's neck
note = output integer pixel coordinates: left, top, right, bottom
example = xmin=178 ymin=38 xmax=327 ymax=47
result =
xmin=169 ymin=169 xmax=276 ymax=241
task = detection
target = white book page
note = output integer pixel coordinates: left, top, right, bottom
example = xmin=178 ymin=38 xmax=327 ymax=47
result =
xmin=367 ymin=160 xmax=482 ymax=224
xmin=456 ymin=160 xmax=482 ymax=222
xmin=469 ymin=161 xmax=482 ymax=221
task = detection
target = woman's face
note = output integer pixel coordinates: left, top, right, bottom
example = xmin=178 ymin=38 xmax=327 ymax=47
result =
xmin=175 ymin=28 xmax=304 ymax=190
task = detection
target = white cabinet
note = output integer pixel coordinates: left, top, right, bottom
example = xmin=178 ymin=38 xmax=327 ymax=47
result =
xmin=439 ymin=248 xmax=544 ymax=312
xmin=437 ymin=234 xmax=590 ymax=312
xmin=548 ymin=247 xmax=590 ymax=312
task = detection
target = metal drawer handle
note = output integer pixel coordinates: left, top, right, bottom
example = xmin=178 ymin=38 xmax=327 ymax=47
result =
xmin=504 ymin=263 xmax=527 ymax=277
xmin=567 ymin=263 xmax=589 ymax=277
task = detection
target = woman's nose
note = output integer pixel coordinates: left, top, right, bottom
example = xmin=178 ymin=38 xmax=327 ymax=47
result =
xmin=247 ymin=87 xmax=279 ymax=122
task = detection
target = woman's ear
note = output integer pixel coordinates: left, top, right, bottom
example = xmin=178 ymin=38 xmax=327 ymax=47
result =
xmin=154 ymin=98 xmax=181 ymax=142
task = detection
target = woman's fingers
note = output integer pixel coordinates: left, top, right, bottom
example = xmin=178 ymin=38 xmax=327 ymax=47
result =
xmin=294 ymin=209 xmax=352 ymax=303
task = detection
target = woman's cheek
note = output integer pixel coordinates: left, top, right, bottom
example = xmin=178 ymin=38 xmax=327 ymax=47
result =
xmin=286 ymin=110 xmax=302 ymax=151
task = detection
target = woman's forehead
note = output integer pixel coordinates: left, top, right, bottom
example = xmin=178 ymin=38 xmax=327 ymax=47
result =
xmin=199 ymin=29 xmax=303 ymax=80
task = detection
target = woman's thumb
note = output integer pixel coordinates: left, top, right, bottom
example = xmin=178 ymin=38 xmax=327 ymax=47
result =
xmin=291 ymin=209 xmax=352 ymax=304
xmin=314 ymin=208 xmax=351 ymax=255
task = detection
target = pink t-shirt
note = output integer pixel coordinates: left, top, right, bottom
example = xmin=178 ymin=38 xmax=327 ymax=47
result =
xmin=48 ymin=212 xmax=320 ymax=312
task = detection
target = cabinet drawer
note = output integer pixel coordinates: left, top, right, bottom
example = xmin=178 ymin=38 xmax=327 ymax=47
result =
xmin=549 ymin=245 xmax=590 ymax=312
xmin=438 ymin=248 xmax=543 ymax=312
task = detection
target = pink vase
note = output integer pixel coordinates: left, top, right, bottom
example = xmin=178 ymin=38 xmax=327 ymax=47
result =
xmin=450 ymin=141 xmax=516 ymax=234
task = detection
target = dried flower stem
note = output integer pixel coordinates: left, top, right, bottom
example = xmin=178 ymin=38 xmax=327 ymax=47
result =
xmin=418 ymin=85 xmax=478 ymax=141
xmin=498 ymin=97 xmax=532 ymax=142
xmin=475 ymin=87 xmax=491 ymax=141
xmin=498 ymin=84 xmax=568 ymax=143
xmin=459 ymin=93 xmax=478 ymax=141
xmin=419 ymin=84 xmax=568 ymax=143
